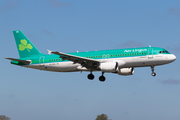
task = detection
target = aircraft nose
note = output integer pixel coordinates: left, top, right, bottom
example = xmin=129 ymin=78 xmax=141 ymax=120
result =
xmin=170 ymin=54 xmax=176 ymax=62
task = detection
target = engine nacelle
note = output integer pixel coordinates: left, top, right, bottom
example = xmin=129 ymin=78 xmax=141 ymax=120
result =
xmin=117 ymin=68 xmax=134 ymax=76
xmin=99 ymin=62 xmax=118 ymax=72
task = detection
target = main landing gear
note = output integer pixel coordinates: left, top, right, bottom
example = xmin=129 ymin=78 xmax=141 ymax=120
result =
xmin=87 ymin=72 xmax=94 ymax=80
xmin=151 ymin=66 xmax=156 ymax=76
xmin=87 ymin=72 xmax=106 ymax=82
xmin=99 ymin=72 xmax=105 ymax=82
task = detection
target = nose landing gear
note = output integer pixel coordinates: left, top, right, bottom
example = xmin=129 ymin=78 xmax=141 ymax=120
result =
xmin=151 ymin=66 xmax=156 ymax=76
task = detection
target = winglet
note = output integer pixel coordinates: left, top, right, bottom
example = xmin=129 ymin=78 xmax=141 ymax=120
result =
xmin=47 ymin=49 xmax=52 ymax=55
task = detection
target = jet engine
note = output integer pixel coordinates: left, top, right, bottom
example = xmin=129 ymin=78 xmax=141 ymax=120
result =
xmin=99 ymin=62 xmax=118 ymax=72
xmin=117 ymin=68 xmax=134 ymax=76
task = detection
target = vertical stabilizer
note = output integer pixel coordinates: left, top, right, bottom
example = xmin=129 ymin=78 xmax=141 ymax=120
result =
xmin=13 ymin=30 xmax=41 ymax=58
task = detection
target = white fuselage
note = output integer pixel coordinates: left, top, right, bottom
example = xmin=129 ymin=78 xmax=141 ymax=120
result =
xmin=25 ymin=54 xmax=176 ymax=73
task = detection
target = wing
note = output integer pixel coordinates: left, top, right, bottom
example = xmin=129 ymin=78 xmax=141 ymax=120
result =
xmin=51 ymin=51 xmax=100 ymax=69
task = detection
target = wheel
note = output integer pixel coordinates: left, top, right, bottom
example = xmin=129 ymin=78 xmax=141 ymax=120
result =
xmin=151 ymin=72 xmax=156 ymax=76
xmin=87 ymin=74 xmax=94 ymax=80
xmin=99 ymin=76 xmax=106 ymax=82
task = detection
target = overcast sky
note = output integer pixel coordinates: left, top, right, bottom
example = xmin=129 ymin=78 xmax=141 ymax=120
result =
xmin=1 ymin=0 xmax=180 ymax=120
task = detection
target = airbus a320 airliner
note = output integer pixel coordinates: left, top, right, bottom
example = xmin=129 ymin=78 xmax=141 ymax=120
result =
xmin=6 ymin=31 xmax=176 ymax=82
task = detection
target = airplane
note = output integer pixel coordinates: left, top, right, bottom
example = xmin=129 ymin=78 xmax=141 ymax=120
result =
xmin=6 ymin=30 xmax=176 ymax=82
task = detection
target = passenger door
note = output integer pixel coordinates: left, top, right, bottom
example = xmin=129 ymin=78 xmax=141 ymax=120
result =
xmin=39 ymin=56 xmax=45 ymax=66
xmin=148 ymin=48 xmax=153 ymax=59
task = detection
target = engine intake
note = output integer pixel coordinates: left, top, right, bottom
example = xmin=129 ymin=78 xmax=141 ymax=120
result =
xmin=117 ymin=68 xmax=134 ymax=76
xmin=99 ymin=62 xmax=118 ymax=72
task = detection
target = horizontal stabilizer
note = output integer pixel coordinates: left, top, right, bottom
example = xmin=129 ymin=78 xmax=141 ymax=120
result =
xmin=5 ymin=58 xmax=31 ymax=64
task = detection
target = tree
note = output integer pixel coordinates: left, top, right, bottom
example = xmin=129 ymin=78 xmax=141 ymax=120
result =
xmin=95 ymin=114 xmax=108 ymax=120
xmin=0 ymin=115 xmax=10 ymax=120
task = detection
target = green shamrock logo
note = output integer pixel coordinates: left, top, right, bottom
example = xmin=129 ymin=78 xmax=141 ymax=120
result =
xmin=19 ymin=39 xmax=33 ymax=52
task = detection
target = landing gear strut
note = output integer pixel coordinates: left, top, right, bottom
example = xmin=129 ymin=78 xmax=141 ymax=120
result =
xmin=151 ymin=66 xmax=156 ymax=76
xmin=87 ymin=72 xmax=94 ymax=80
xmin=99 ymin=72 xmax=106 ymax=82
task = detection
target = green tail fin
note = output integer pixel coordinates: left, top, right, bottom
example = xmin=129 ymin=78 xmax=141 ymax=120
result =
xmin=13 ymin=30 xmax=41 ymax=58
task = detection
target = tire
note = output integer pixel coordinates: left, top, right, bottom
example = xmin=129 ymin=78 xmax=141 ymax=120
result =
xmin=99 ymin=76 xmax=106 ymax=82
xmin=88 ymin=74 xmax=94 ymax=80
xmin=151 ymin=72 xmax=156 ymax=76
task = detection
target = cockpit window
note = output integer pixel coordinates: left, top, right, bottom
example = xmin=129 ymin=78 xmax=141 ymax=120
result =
xmin=159 ymin=51 xmax=169 ymax=54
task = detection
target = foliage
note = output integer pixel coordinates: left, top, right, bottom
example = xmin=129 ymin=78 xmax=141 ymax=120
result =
xmin=0 ymin=115 xmax=10 ymax=120
xmin=95 ymin=114 xmax=108 ymax=120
